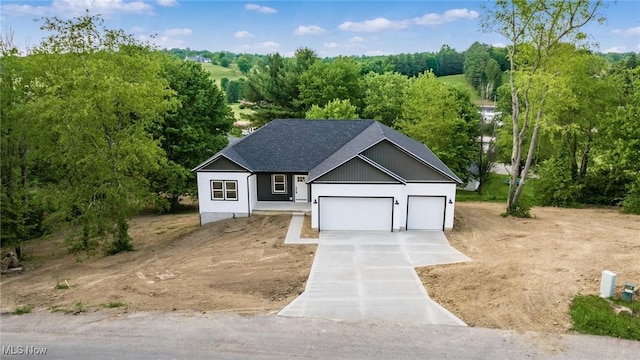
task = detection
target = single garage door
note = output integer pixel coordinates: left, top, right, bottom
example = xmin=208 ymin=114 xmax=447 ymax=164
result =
xmin=319 ymin=197 xmax=393 ymax=231
xmin=407 ymin=196 xmax=446 ymax=230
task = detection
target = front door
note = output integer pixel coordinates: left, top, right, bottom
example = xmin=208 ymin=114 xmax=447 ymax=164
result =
xmin=294 ymin=175 xmax=308 ymax=202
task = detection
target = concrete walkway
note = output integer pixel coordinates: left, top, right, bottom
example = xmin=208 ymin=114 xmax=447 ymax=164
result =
xmin=279 ymin=231 xmax=470 ymax=325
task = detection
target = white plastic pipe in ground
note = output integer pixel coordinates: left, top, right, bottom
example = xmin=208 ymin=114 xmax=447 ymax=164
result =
xmin=599 ymin=270 xmax=617 ymax=298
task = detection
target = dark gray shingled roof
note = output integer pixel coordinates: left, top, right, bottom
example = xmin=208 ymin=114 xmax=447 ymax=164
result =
xmin=192 ymin=119 xmax=462 ymax=183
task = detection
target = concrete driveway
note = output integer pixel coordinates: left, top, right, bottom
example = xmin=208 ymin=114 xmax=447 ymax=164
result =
xmin=279 ymin=231 xmax=470 ymax=325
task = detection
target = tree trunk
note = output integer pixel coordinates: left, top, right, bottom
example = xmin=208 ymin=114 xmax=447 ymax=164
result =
xmin=506 ymin=55 xmax=521 ymax=213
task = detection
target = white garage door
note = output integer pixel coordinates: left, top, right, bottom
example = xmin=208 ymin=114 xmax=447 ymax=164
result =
xmin=407 ymin=196 xmax=445 ymax=230
xmin=319 ymin=197 xmax=393 ymax=231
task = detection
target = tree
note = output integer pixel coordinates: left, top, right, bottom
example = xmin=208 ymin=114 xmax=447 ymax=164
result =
xmin=436 ymin=45 xmax=465 ymax=76
xmin=225 ymin=79 xmax=246 ymax=103
xmin=153 ymin=56 xmax=234 ymax=212
xmin=244 ymin=48 xmax=319 ymax=126
xmin=482 ymin=0 xmax=605 ymax=216
xmin=305 ymin=99 xmax=359 ymax=119
xmin=297 ymin=56 xmax=364 ymax=112
xmin=0 ymin=37 xmax=47 ymax=257
xmin=396 ymin=72 xmax=479 ymax=182
xmin=237 ymin=55 xmax=251 ymax=75
xmin=599 ymin=65 xmax=640 ymax=213
xmin=29 ymin=13 xmax=176 ymax=254
xmin=463 ymin=42 xmax=490 ymax=92
xmin=362 ymin=72 xmax=409 ymax=126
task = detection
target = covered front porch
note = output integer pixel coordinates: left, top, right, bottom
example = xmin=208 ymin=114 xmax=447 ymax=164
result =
xmin=252 ymin=201 xmax=311 ymax=215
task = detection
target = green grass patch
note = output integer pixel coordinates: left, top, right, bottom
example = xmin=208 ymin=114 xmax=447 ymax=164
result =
xmin=201 ymin=63 xmax=245 ymax=84
xmin=103 ymin=301 xmax=126 ymax=309
xmin=12 ymin=305 xmax=32 ymax=315
xmin=435 ymin=74 xmax=481 ymax=104
xmin=457 ymin=173 xmax=537 ymax=204
xmin=569 ymin=294 xmax=640 ymax=340
xmin=229 ymin=103 xmax=253 ymax=121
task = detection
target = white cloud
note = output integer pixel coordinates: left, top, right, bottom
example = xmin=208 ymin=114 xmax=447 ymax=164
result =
xmin=293 ymin=25 xmax=326 ymax=36
xmin=245 ymin=41 xmax=280 ymax=52
xmin=339 ymin=17 xmax=409 ymax=32
xmin=1 ymin=0 xmax=153 ymax=17
xmin=324 ymin=42 xmax=339 ymax=48
xmin=350 ymin=36 xmax=365 ymax=43
xmin=131 ymin=26 xmax=145 ymax=33
xmin=611 ymin=26 xmax=640 ymax=36
xmin=492 ymin=42 xmax=507 ymax=48
xmin=244 ymin=4 xmax=277 ymax=14
xmin=162 ymin=28 xmax=192 ymax=36
xmin=339 ymin=8 xmax=478 ymax=32
xmin=603 ymin=46 xmax=627 ymax=53
xmin=234 ymin=30 xmax=254 ymax=39
xmin=0 ymin=4 xmax=50 ymax=16
xmin=157 ymin=0 xmax=178 ymax=7
xmin=414 ymin=8 xmax=479 ymax=26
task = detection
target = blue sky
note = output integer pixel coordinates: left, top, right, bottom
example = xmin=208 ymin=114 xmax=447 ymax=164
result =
xmin=1 ymin=1 xmax=639 ymax=56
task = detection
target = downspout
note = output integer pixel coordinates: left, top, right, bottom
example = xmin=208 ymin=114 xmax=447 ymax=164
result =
xmin=246 ymin=173 xmax=253 ymax=217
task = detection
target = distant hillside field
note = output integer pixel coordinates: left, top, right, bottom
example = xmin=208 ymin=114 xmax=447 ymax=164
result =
xmin=435 ymin=74 xmax=482 ymax=103
xmin=201 ymin=63 xmax=245 ymax=84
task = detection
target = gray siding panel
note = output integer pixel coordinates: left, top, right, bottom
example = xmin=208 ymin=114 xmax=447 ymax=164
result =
xmin=362 ymin=140 xmax=451 ymax=182
xmin=315 ymin=157 xmax=400 ymax=183
xmin=256 ymin=173 xmax=294 ymax=201
xmin=202 ymin=156 xmax=246 ymax=171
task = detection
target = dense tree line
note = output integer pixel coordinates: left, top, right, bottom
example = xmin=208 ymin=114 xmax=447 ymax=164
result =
xmin=244 ymin=47 xmax=481 ymax=183
xmin=1 ymin=14 xmax=233 ymax=256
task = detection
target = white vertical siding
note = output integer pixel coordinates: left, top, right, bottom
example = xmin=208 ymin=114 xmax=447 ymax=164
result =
xmin=197 ymin=172 xmax=251 ymax=224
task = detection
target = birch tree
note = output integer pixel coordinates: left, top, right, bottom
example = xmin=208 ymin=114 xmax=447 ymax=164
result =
xmin=482 ymin=0 xmax=604 ymax=216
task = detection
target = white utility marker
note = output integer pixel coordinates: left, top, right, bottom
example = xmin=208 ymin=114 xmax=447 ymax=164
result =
xmin=599 ymin=270 xmax=617 ymax=298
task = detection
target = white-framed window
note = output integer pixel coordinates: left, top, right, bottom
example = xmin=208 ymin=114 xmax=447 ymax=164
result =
xmin=211 ymin=180 xmax=238 ymax=201
xmin=272 ymin=174 xmax=286 ymax=194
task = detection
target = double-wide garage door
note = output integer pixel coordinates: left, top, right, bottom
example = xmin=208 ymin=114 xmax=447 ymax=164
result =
xmin=406 ymin=196 xmax=446 ymax=230
xmin=319 ymin=197 xmax=393 ymax=231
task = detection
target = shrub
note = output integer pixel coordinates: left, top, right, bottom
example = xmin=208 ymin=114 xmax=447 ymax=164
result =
xmin=12 ymin=305 xmax=32 ymax=315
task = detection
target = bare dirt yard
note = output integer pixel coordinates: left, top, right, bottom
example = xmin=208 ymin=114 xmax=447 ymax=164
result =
xmin=1 ymin=213 xmax=316 ymax=315
xmin=419 ymin=202 xmax=640 ymax=334
xmin=2 ymin=202 xmax=638 ymax=335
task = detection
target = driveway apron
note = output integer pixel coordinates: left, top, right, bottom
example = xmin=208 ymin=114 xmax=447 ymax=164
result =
xmin=279 ymin=231 xmax=470 ymax=326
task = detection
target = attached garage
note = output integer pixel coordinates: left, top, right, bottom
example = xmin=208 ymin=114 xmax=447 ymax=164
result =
xmin=319 ymin=197 xmax=393 ymax=231
xmin=406 ymin=196 xmax=446 ymax=230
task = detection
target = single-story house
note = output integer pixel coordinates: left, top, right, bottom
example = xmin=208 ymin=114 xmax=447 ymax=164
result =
xmin=192 ymin=119 xmax=462 ymax=231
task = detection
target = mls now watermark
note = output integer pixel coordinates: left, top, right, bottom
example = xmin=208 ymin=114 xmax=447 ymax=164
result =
xmin=2 ymin=345 xmax=48 ymax=356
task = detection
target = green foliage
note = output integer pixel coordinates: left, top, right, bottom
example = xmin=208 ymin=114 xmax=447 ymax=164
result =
xmin=244 ymin=49 xmax=319 ymax=126
xmin=569 ymin=294 xmax=640 ymax=341
xmin=153 ymin=56 xmax=233 ymax=212
xmin=362 ymin=72 xmax=409 ymax=126
xmin=621 ymin=180 xmax=640 ymax=214
xmin=226 ymin=79 xmax=246 ymax=104
xmin=483 ymin=0 xmax=606 ymax=215
xmin=501 ymin=201 xmax=532 ymax=218
xmin=436 ymin=45 xmax=465 ymax=76
xmin=305 ymin=99 xmax=359 ymax=119
xmin=298 ymin=56 xmax=364 ymax=112
xmin=12 ymin=305 xmax=32 ymax=315
xmin=5 ymin=13 xmax=175 ymax=256
xmin=397 ymin=72 xmax=480 ymax=183
xmin=463 ymin=42 xmax=491 ymax=92
xmin=236 ymin=55 xmax=251 ymax=75
xmin=535 ymin=156 xmax=584 ymax=207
